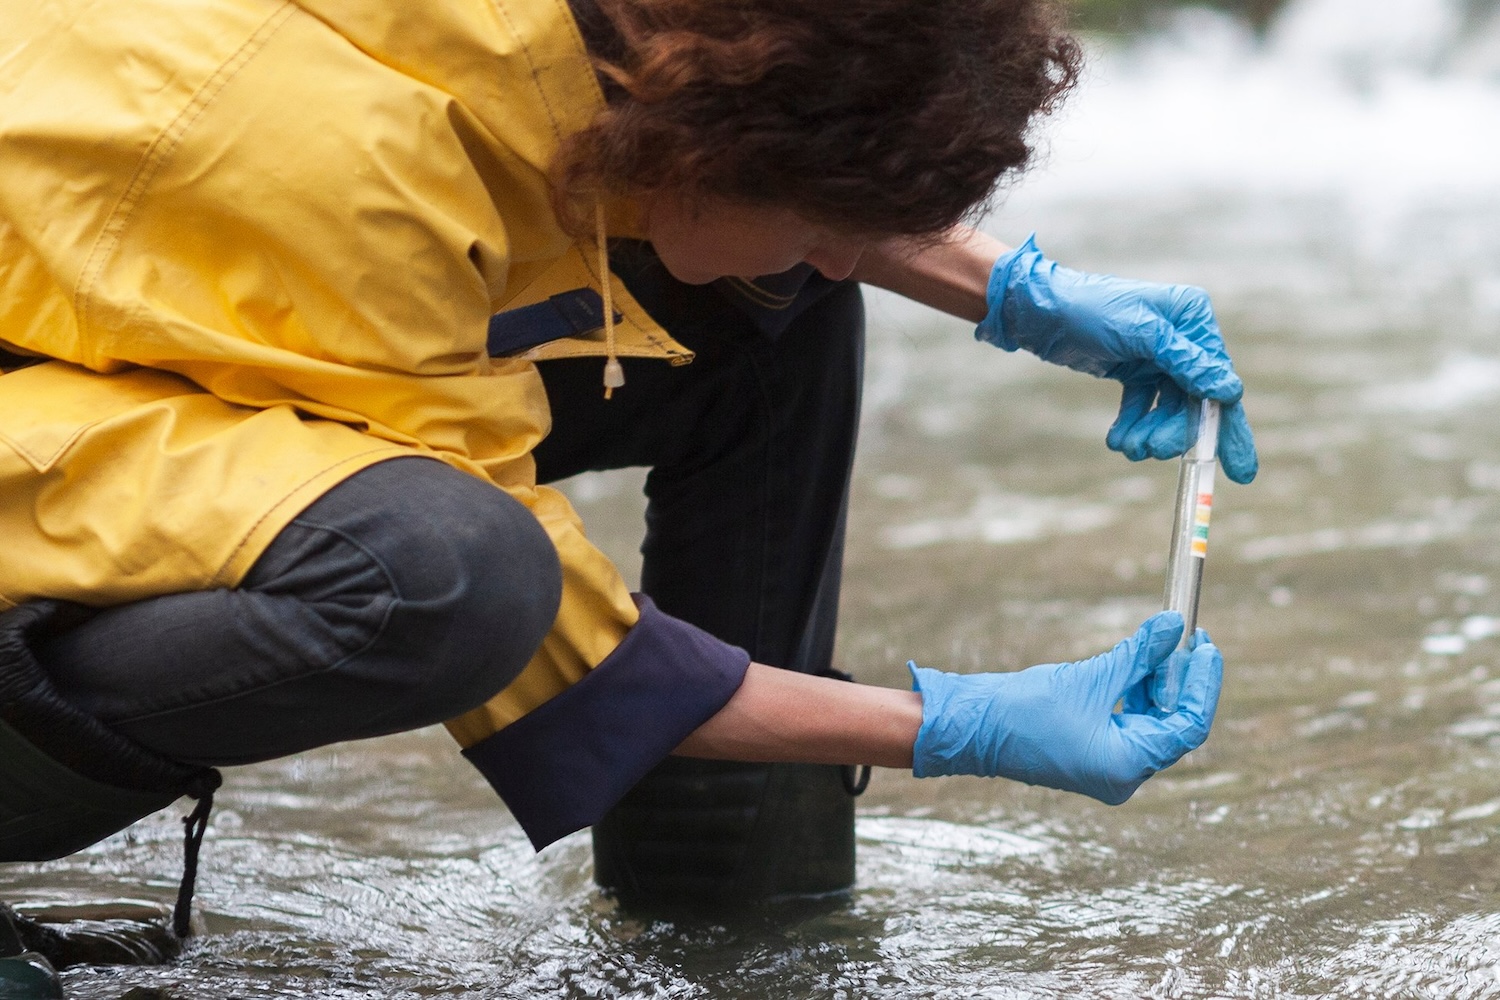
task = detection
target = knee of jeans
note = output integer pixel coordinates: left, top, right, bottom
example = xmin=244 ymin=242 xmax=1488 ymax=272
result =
xmin=380 ymin=485 xmax=564 ymax=722
xmin=279 ymin=460 xmax=565 ymax=725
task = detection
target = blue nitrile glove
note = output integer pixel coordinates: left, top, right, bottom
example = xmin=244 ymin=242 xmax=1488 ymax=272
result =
xmin=976 ymin=236 xmax=1258 ymax=485
xmin=909 ymin=612 xmax=1222 ymax=804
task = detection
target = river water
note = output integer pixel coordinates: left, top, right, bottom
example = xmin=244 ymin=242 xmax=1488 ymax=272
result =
xmin=8 ymin=0 xmax=1500 ymax=996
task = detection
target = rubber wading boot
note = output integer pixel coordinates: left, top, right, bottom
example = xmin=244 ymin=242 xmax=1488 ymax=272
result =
xmin=0 ymin=904 xmax=63 ymax=1000
xmin=592 ymin=757 xmax=862 ymax=907
xmin=1 ymin=901 xmax=182 ymax=970
xmin=0 ymin=601 xmax=222 ymax=938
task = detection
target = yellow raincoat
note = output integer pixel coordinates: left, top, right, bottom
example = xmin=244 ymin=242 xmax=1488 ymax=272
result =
xmin=0 ymin=0 xmax=739 ymax=844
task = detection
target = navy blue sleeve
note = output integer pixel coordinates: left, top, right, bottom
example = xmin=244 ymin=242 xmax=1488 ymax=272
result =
xmin=461 ymin=595 xmax=751 ymax=850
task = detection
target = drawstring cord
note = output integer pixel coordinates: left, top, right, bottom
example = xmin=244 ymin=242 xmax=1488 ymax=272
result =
xmin=595 ymin=201 xmax=624 ymax=399
xmin=173 ymin=769 xmax=222 ymax=939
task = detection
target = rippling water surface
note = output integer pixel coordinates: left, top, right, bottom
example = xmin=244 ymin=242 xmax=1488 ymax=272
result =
xmin=8 ymin=0 xmax=1500 ymax=996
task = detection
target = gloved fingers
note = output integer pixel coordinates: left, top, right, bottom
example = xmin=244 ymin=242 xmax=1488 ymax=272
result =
xmin=1216 ymin=399 xmax=1259 ymax=484
xmin=1144 ymin=647 xmax=1192 ymax=716
xmin=1112 ymin=384 xmax=1256 ymax=482
xmin=1088 ymin=709 xmax=1195 ymax=804
xmin=1106 ymin=381 xmax=1158 ymax=453
xmin=1105 ymin=611 xmax=1184 ymax=701
xmin=1114 ymin=384 xmax=1188 ymax=462
xmin=1168 ymin=639 xmax=1224 ymax=744
xmin=1119 ymin=674 xmax=1153 ymax=715
xmin=1141 ymin=632 xmax=1212 ymax=718
xmin=1143 ymin=384 xmax=1191 ymax=459
xmin=1111 ymin=712 xmax=1198 ymax=784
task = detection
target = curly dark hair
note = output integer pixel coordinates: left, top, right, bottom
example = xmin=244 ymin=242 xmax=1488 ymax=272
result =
xmin=552 ymin=0 xmax=1082 ymax=238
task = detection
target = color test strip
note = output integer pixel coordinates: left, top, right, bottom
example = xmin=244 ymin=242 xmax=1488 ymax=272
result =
xmin=1191 ymin=484 xmax=1214 ymax=558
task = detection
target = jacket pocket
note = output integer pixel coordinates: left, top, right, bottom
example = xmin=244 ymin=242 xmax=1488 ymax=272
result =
xmin=0 ymin=362 xmax=195 ymax=474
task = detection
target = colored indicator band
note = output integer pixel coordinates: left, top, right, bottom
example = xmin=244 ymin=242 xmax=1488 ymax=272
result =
xmin=1191 ymin=492 xmax=1213 ymax=558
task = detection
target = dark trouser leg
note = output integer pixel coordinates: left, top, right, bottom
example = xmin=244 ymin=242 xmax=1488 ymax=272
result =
xmin=2 ymin=453 xmax=562 ymax=956
xmin=30 ymin=457 xmax=561 ymax=766
xmin=33 ymin=457 xmax=561 ymax=766
xmin=3 ymin=457 xmax=562 ymax=947
xmin=533 ymin=245 xmax=865 ymax=904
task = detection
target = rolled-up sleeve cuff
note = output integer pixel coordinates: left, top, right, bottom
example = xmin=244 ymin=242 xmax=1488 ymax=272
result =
xmin=462 ymin=595 xmax=751 ymax=850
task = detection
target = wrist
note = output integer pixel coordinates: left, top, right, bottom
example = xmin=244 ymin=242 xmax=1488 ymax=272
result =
xmin=975 ymin=233 xmax=1042 ymax=351
xmin=854 ymin=228 xmax=1012 ymax=323
xmin=908 ymin=662 xmax=1017 ymax=779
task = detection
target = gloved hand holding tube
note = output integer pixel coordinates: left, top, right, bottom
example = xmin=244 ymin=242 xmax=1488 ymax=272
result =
xmin=909 ymin=612 xmax=1223 ymax=804
xmin=975 ymin=235 xmax=1258 ymax=485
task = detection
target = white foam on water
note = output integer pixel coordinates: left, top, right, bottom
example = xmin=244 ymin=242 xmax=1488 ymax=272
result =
xmin=997 ymin=0 xmax=1500 ymax=213
xmin=1469 ymin=462 xmax=1500 ymax=491
xmin=1448 ymin=716 xmax=1500 ymax=737
xmin=1360 ymin=354 xmax=1500 ymax=413
xmin=1462 ymin=615 xmax=1500 ymax=641
xmin=1449 ymin=798 xmax=1500 ymax=821
xmin=1424 ymin=634 xmax=1468 ymax=655
xmin=1237 ymin=498 xmax=1486 ymax=562
xmin=879 ymin=492 xmax=1119 ymax=550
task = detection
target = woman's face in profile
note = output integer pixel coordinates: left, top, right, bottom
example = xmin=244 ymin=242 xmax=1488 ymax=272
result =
xmin=641 ymin=193 xmax=868 ymax=284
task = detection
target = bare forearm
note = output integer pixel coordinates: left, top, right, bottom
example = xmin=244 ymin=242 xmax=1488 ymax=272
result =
xmin=850 ymin=226 xmax=1010 ymax=323
xmin=674 ymin=662 xmax=923 ymax=768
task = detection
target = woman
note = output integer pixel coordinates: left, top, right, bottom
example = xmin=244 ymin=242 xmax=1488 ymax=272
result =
xmin=0 ymin=0 xmax=1253 ymax=936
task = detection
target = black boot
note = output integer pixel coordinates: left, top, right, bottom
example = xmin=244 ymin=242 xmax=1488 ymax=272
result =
xmin=0 ymin=902 xmax=180 ymax=971
xmin=592 ymin=664 xmax=870 ymax=910
xmin=0 ymin=601 xmax=221 ymax=937
xmin=0 ymin=903 xmax=63 ymax=1000
xmin=592 ymin=758 xmax=859 ymax=908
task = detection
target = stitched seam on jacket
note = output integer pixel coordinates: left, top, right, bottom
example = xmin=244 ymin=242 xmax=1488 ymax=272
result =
xmin=573 ymin=253 xmax=689 ymax=360
xmin=488 ymin=0 xmax=572 ymax=147
xmin=72 ymin=1 xmax=298 ymax=347
xmin=0 ymin=420 xmax=92 ymax=473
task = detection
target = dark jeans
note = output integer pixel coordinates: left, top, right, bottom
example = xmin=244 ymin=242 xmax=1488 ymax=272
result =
xmin=38 ymin=459 xmax=563 ymax=766
xmin=36 ymin=246 xmax=864 ymax=767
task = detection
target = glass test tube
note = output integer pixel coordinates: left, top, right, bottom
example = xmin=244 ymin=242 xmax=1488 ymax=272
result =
xmin=1154 ymin=399 xmax=1220 ymax=711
